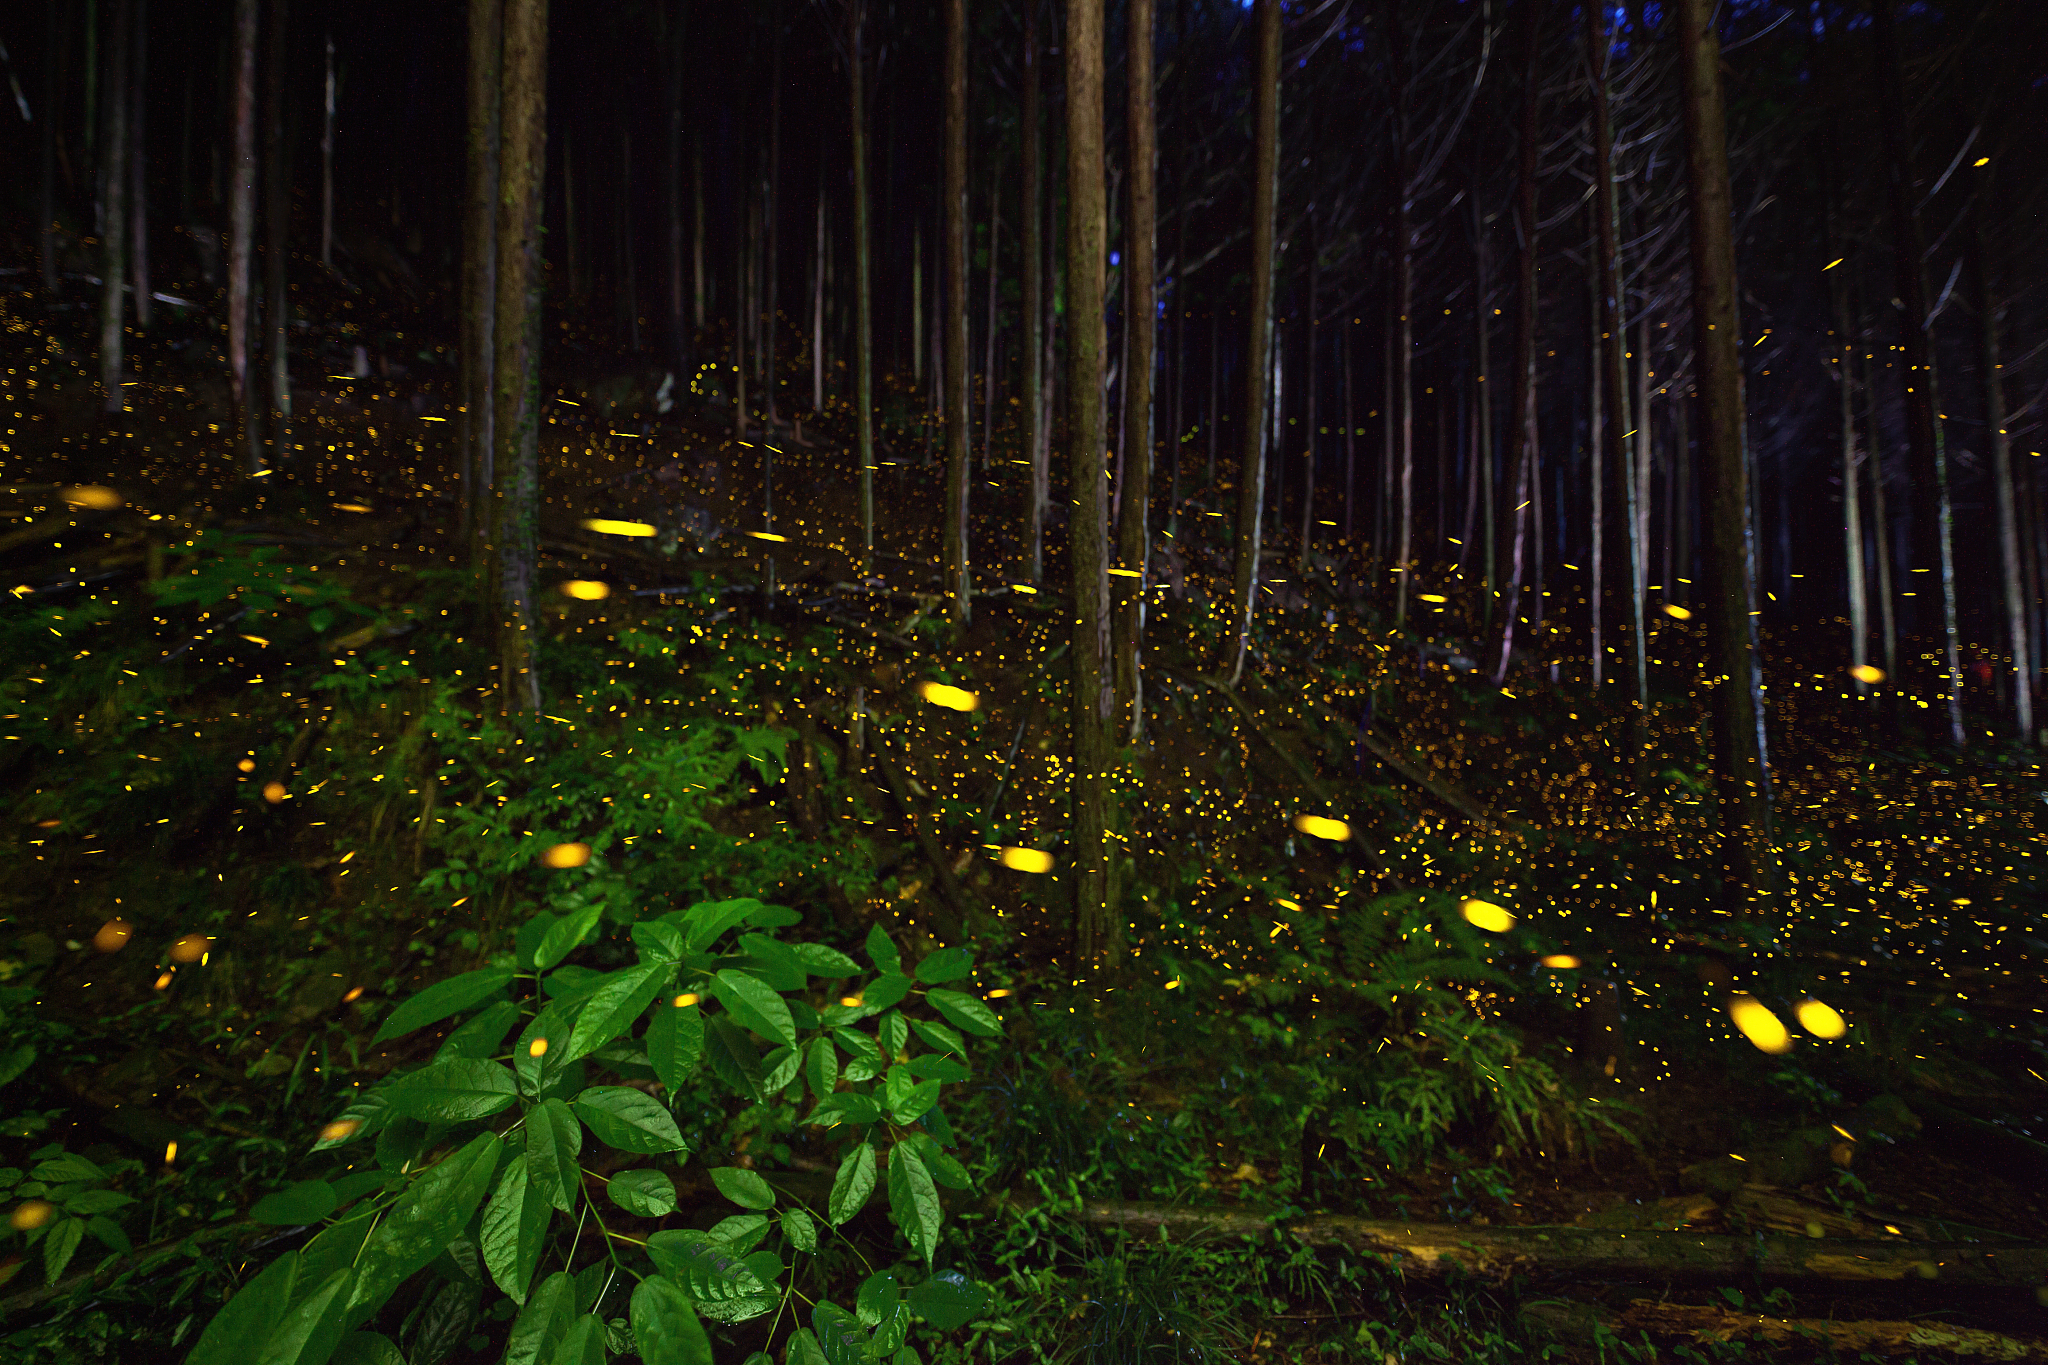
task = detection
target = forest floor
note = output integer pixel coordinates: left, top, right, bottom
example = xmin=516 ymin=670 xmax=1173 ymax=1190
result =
xmin=2 ymin=251 xmax=2046 ymax=1362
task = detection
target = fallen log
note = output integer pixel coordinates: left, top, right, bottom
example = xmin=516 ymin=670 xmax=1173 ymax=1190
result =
xmin=1058 ymin=1200 xmax=2048 ymax=1290
xmin=1617 ymin=1300 xmax=2048 ymax=1360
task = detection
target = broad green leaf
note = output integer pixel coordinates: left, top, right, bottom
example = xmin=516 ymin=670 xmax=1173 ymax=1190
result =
xmin=630 ymin=920 xmax=686 ymax=963
xmin=481 ymin=1162 xmax=549 ymax=1304
xmin=249 ymin=1179 xmax=338 ymax=1226
xmin=552 ymin=1315 xmax=607 ymax=1365
xmin=761 ymin=1045 xmax=802 ymax=1096
xmin=879 ymin=1012 xmax=909 ymax=1057
xmin=814 ymin=1091 xmax=882 ymax=1127
xmin=870 ymin=1301 xmax=912 ymax=1357
xmin=887 ymin=1144 xmax=941 ymax=1265
xmin=736 ymin=934 xmax=809 ymax=991
xmin=833 ymin=1029 xmax=884 ymax=1082
xmin=504 ymin=1272 xmax=576 ymax=1365
xmin=883 ymin=1069 xmax=943 ymax=1125
xmin=516 ymin=1000 xmax=588 ymax=1101
xmin=827 ymin=1144 xmax=876 ymax=1225
xmin=259 ymin=1266 xmax=354 ymax=1365
xmin=185 ymin=1251 xmax=299 ymax=1365
xmin=860 ymin=974 xmax=914 ymax=1015
xmin=631 ymin=1276 xmax=713 ymax=1365
xmin=709 ymin=1167 xmax=775 ymax=1210
xmin=565 ymin=961 xmax=671 ymax=1064
xmin=814 ymin=1300 xmax=868 ymax=1365
xmin=907 ymin=1134 xmax=972 ymax=1190
xmin=525 ymin=1098 xmax=583 ymax=1213
xmin=784 ymin=1329 xmax=828 ymax=1365
xmin=310 ymin=1092 xmax=390 ymax=1152
xmin=680 ymin=898 xmax=765 ymax=952
xmin=371 ymin=967 xmax=515 ymax=1045
xmin=864 ymin=926 xmax=901 ymax=975
xmin=329 ymin=1333 xmax=404 ymax=1365
xmin=706 ymin=1213 xmax=772 ymax=1251
xmin=0 ymin=1043 xmax=36 ymax=1089
xmin=856 ymin=1270 xmax=899 ymax=1327
xmin=902 ymin=1054 xmax=969 ymax=1083
xmin=646 ymin=1230 xmax=768 ymax=1300
xmin=645 ymin=996 xmax=704 ymax=1093
xmin=291 ymin=1213 xmax=375 ymax=1306
xmin=404 ymin=1276 xmax=478 ymax=1365
xmin=906 ymin=1271 xmax=987 ymax=1329
xmin=608 ymin=1168 xmax=677 ymax=1217
xmin=381 ymin=1059 xmax=519 ymax=1123
xmin=923 ymin=989 xmax=1002 ymax=1038
xmin=535 ymin=905 xmax=604 ymax=973
xmin=435 ymin=1000 xmax=523 ymax=1062
xmin=374 ymin=1117 xmax=430 ymax=1174
xmin=912 ymin=947 xmax=974 ymax=984
xmin=85 ymin=1214 xmax=131 ymax=1253
xmin=516 ymin=913 xmax=561 ymax=970
xmin=907 ymin=1018 xmax=966 ymax=1058
xmin=63 ymin=1189 xmax=134 ymax=1216
xmin=805 ymin=1038 xmax=838 ymax=1101
xmin=542 ymin=964 xmax=609 ymax=1002
xmin=711 ymin=969 xmax=797 ymax=1049
xmin=40 ymin=1217 xmax=84 ymax=1288
xmin=787 ymin=943 xmax=862 ymax=977
xmin=344 ymin=1133 xmax=501 ymax=1328
xmin=780 ymin=1206 xmax=818 ymax=1254
xmin=705 ymin=1016 xmax=767 ymax=1102
xmin=572 ymin=1086 xmax=687 ymax=1154
xmin=327 ymin=1171 xmax=396 ymax=1208
xmin=32 ymin=1153 xmax=104 ymax=1184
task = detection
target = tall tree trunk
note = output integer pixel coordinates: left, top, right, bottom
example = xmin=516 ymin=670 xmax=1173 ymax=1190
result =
xmin=1391 ymin=0 xmax=1415 ymax=624
xmin=261 ymin=0 xmax=290 ymax=458
xmin=1492 ymin=0 xmax=1541 ymax=686
xmin=1022 ymin=0 xmax=1046 ymax=580
xmin=1865 ymin=351 xmax=1899 ymax=692
xmin=1588 ymin=249 xmax=1606 ymax=685
xmin=848 ymin=0 xmax=875 ymax=570
xmin=130 ymin=0 xmax=150 ymax=331
xmin=1826 ymin=245 xmax=1868 ymax=694
xmin=1067 ymin=0 xmax=1114 ymax=959
xmin=462 ymin=0 xmax=501 ymax=556
xmin=1114 ymin=0 xmax=1156 ymax=739
xmin=1586 ymin=0 xmax=1630 ymax=693
xmin=320 ymin=32 xmax=334 ymax=268
xmin=1343 ymin=318 xmax=1356 ymax=543
xmin=1972 ymin=194 xmax=2031 ymax=742
xmin=763 ymin=21 xmax=780 ymax=419
xmin=1475 ymin=200 xmax=1494 ymax=614
xmin=98 ymin=0 xmax=131 ymax=415
xmin=1298 ymin=222 xmax=1318 ymax=569
xmin=983 ymin=172 xmax=1002 ymax=468
xmin=228 ymin=0 xmax=258 ymax=471
xmin=692 ymin=130 xmax=705 ymax=331
xmin=491 ymin=0 xmax=548 ymax=716
xmin=1632 ymin=319 xmax=1652 ymax=705
xmin=1678 ymin=0 xmax=1772 ymax=910
xmin=40 ymin=2 xmax=61 ymax=293
xmin=943 ymin=0 xmax=972 ymax=622
xmin=1223 ymin=0 xmax=1281 ymax=685
xmin=812 ymin=170 xmax=826 ymax=412
xmin=1869 ymin=0 xmax=1963 ymax=747
xmin=666 ymin=5 xmax=686 ymax=377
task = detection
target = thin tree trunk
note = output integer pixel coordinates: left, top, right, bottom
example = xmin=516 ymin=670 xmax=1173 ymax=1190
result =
xmin=734 ymin=172 xmax=748 ymax=439
xmin=1870 ymin=0 xmax=1963 ymax=747
xmin=228 ymin=0 xmax=258 ymax=469
xmin=1865 ymin=352 xmax=1899 ymax=691
xmin=1067 ymin=0 xmax=1114 ymax=959
xmin=1114 ymin=0 xmax=1156 ymax=739
xmin=813 ymin=171 xmax=826 ymax=412
xmin=1391 ymin=0 xmax=1415 ymax=623
xmin=1493 ymin=0 xmax=1541 ymax=686
xmin=1632 ymin=318 xmax=1652 ymax=705
xmin=692 ymin=130 xmax=705 ymax=331
xmin=1208 ymin=308 xmax=1220 ymax=494
xmin=98 ymin=0 xmax=131 ymax=415
xmin=129 ymin=0 xmax=150 ymax=331
xmin=1587 ymin=0 xmax=1631 ymax=692
xmin=849 ymin=0 xmax=875 ymax=569
xmin=1973 ymin=195 xmax=2031 ymax=741
xmin=983 ymin=171 xmax=1002 ymax=469
xmin=1298 ymin=227 xmax=1318 ymax=570
xmin=1827 ymin=246 xmax=1868 ymax=694
xmin=1678 ymin=0 xmax=1772 ymax=909
xmin=462 ymin=0 xmax=501 ymax=556
xmin=1475 ymin=202 xmax=1494 ymax=613
xmin=1589 ymin=251 xmax=1606 ymax=685
xmin=40 ymin=2 xmax=61 ymax=293
xmin=261 ymin=0 xmax=290 ymax=458
xmin=491 ymin=0 xmax=548 ymax=717
xmin=666 ymin=6 xmax=686 ymax=376
xmin=1673 ymin=389 xmax=1691 ymax=603
xmin=1022 ymin=0 xmax=1046 ymax=580
xmin=1343 ymin=318 xmax=1356 ymax=543
xmin=320 ymin=32 xmax=334 ymax=268
xmin=763 ymin=23 xmax=780 ymax=420
xmin=913 ymin=226 xmax=923 ymax=387
xmin=942 ymin=0 xmax=972 ymax=621
xmin=1223 ymin=0 xmax=1281 ymax=686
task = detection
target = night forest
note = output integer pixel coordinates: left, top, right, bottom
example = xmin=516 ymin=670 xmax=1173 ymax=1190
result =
xmin=0 ymin=0 xmax=2046 ymax=1360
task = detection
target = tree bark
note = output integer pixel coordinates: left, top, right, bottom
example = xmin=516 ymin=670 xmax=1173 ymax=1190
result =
xmin=1678 ymin=0 xmax=1772 ymax=908
xmin=1492 ymin=0 xmax=1541 ymax=686
xmin=1827 ymin=252 xmax=1869 ymax=695
xmin=1391 ymin=0 xmax=1415 ymax=624
xmin=982 ymin=171 xmax=1002 ymax=469
xmin=666 ymin=5 xmax=687 ymax=379
xmin=1113 ymin=0 xmax=1156 ymax=740
xmin=320 ymin=32 xmax=334 ymax=268
xmin=848 ymin=0 xmax=875 ymax=570
xmin=1869 ymin=0 xmax=1963 ymax=747
xmin=129 ymin=0 xmax=151 ymax=331
xmin=40 ymin=2 xmax=61 ymax=293
xmin=1972 ymin=193 xmax=2031 ymax=743
xmin=1586 ymin=0 xmax=1631 ymax=695
xmin=261 ymin=0 xmax=290 ymax=459
xmin=1021 ymin=0 xmax=1046 ymax=581
xmin=1222 ymin=0 xmax=1281 ymax=686
xmin=97 ymin=0 xmax=131 ymax=416
xmin=227 ymin=0 xmax=258 ymax=471
xmin=812 ymin=169 xmax=826 ymax=414
xmin=462 ymin=0 xmax=502 ymax=557
xmin=491 ymin=0 xmax=548 ymax=716
xmin=943 ymin=0 xmax=972 ymax=622
xmin=1066 ymin=0 xmax=1113 ymax=959
xmin=1866 ymin=353 xmax=1899 ymax=693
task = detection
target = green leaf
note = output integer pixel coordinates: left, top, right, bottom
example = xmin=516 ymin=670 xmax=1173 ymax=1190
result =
xmin=551 ymin=1315 xmax=607 ymax=1365
xmin=33 ymin=1153 xmax=106 ymax=1184
xmin=705 ymin=1016 xmax=767 ymax=1102
xmin=860 ymin=974 xmax=914 ymax=1015
xmin=84 ymin=1214 xmax=131 ymax=1253
xmin=923 ymin=989 xmax=1003 ymax=1037
xmin=261 ymin=1266 xmax=354 ymax=1365
xmin=630 ymin=920 xmax=686 ymax=963
xmin=329 ymin=1333 xmax=405 ymax=1365
xmin=565 ymin=961 xmax=671 ymax=1064
xmin=871 ymin=1301 xmax=912 ymax=1357
xmin=856 ymin=1271 xmax=899 ymax=1327
xmin=645 ymin=996 xmax=704 ymax=1093
xmin=370 ymin=967 xmax=515 ymax=1045
xmin=646 ymin=1231 xmax=769 ymax=1300
xmin=805 ymin=1038 xmax=838 ymax=1101
xmin=526 ymin=1097 xmax=583 ymax=1213
xmin=63 ymin=1188 xmax=134 ymax=1216
xmin=883 ymin=1068 xmax=943 ymax=1125
xmin=680 ymin=898 xmax=765 ymax=952
xmin=381 ymin=1059 xmax=519 ymax=1123
xmin=787 ymin=943 xmax=862 ymax=977
xmin=41 ymin=1217 xmax=84 ymax=1287
xmin=481 ymin=1161 xmax=549 ymax=1304
xmin=902 ymin=1055 xmax=969 ymax=1083
xmin=779 ymin=1206 xmax=818 ymax=1254
xmin=328 ymin=1171 xmax=396 ymax=1208
xmin=784 ymin=1329 xmax=828 ymax=1365
xmin=833 ymin=1029 xmax=883 ymax=1082
xmin=516 ymin=1001 xmax=588 ymax=1101
xmin=906 ymin=1133 xmax=972 ymax=1190
xmin=185 ymin=1251 xmax=299 ymax=1365
xmin=631 ymin=1276 xmax=713 ymax=1365
xmin=504 ymin=1272 xmax=576 ymax=1365
xmin=737 ymin=934 xmax=809 ymax=991
xmin=292 ymin=1214 xmax=375 ymax=1307
xmin=879 ymin=1011 xmax=909 ymax=1057
xmin=249 ymin=1179 xmax=339 ymax=1226
xmin=435 ymin=999 xmax=523 ymax=1062
xmin=864 ymin=926 xmax=901 ymax=975
xmin=608 ymin=1168 xmax=677 ymax=1217
xmin=761 ymin=1045 xmax=802 ymax=1096
xmin=535 ymin=905 xmax=604 ymax=973
xmin=0 ymin=1045 xmax=37 ymax=1090
xmin=706 ymin=1213 xmax=772 ymax=1251
xmin=709 ymin=1167 xmax=775 ymax=1210
xmin=405 ymin=1276 xmax=478 ymax=1365
xmin=827 ymin=1144 xmax=876 ymax=1225
xmin=311 ymin=1092 xmax=390 ymax=1152
xmin=711 ymin=970 xmax=797 ymax=1049
xmin=906 ymin=1018 xmax=965 ymax=1057
xmin=887 ymin=1144 xmax=941 ymax=1265
xmin=912 ymin=947 xmax=974 ymax=984
xmin=814 ymin=1091 xmax=882 ymax=1128
xmin=343 ymin=1132 xmax=501 ymax=1329
xmin=906 ymin=1271 xmax=987 ymax=1329
xmin=813 ymin=1300 xmax=869 ymax=1365
xmin=572 ymin=1086 xmax=687 ymax=1154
